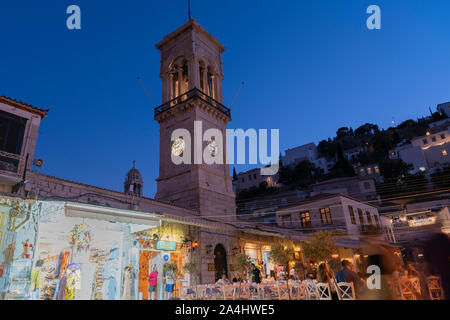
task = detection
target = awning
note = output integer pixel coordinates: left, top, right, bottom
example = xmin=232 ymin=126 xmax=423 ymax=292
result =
xmin=336 ymin=237 xmax=403 ymax=249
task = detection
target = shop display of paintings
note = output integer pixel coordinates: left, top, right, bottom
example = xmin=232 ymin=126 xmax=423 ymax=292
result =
xmin=40 ymin=250 xmax=71 ymax=300
xmin=103 ymin=243 xmax=120 ymax=300
xmin=89 ymin=248 xmax=107 ymax=300
xmin=64 ymin=264 xmax=81 ymax=300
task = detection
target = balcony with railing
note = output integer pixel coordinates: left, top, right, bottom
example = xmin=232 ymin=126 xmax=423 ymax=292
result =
xmin=0 ymin=150 xmax=24 ymax=183
xmin=358 ymin=224 xmax=383 ymax=235
xmin=154 ymin=88 xmax=231 ymax=118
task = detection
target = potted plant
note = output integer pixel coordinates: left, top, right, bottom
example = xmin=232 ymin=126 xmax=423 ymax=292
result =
xmin=232 ymin=253 xmax=251 ymax=299
xmin=269 ymin=243 xmax=294 ymax=299
xmin=183 ymin=259 xmax=200 ymax=288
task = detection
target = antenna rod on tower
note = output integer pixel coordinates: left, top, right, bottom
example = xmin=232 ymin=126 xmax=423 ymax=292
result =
xmin=137 ymin=76 xmax=157 ymax=108
xmin=230 ymin=82 xmax=245 ymax=108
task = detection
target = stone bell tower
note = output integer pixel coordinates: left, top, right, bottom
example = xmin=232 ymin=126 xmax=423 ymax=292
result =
xmin=154 ymin=19 xmax=236 ymax=221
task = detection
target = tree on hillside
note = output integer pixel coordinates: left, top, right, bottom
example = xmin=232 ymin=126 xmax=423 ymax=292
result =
xmin=371 ymin=130 xmax=397 ymax=160
xmin=431 ymin=165 xmax=450 ymax=189
xmin=336 ymin=127 xmax=354 ymax=140
xmin=324 ymin=143 xmax=356 ymax=179
xmin=377 ymin=161 xmax=429 ymax=199
xmin=318 ymin=139 xmax=338 ymax=160
xmin=355 ymin=123 xmax=380 ymax=137
xmin=292 ymin=160 xmax=322 ymax=188
xmin=232 ymin=167 xmax=237 ymax=181
xmin=379 ymin=159 xmax=413 ymax=182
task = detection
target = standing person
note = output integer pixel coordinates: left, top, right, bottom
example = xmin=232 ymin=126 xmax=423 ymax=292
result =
xmin=164 ymin=265 xmax=176 ymax=300
xmin=318 ymin=263 xmax=338 ymax=300
xmin=251 ymin=264 xmax=261 ymax=284
xmin=30 ymin=260 xmax=44 ymax=300
xmin=148 ymin=265 xmax=158 ymax=300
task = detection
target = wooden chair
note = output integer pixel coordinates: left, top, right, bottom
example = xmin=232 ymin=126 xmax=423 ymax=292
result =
xmin=317 ymin=283 xmax=332 ymax=300
xmin=257 ymin=284 xmax=269 ymax=300
xmin=288 ymin=281 xmax=299 ymax=300
xmin=266 ymin=283 xmax=280 ymax=300
xmin=409 ymin=277 xmax=421 ymax=298
xmin=249 ymin=284 xmax=260 ymax=300
xmin=336 ymin=282 xmax=356 ymax=300
xmin=427 ymin=276 xmax=445 ymax=300
xmin=303 ymin=280 xmax=319 ymax=300
xmin=180 ymin=285 xmax=197 ymax=300
xmin=204 ymin=285 xmax=215 ymax=300
xmin=277 ymin=283 xmax=291 ymax=300
xmin=236 ymin=283 xmax=251 ymax=300
xmin=223 ymin=285 xmax=237 ymax=300
xmin=207 ymin=285 xmax=221 ymax=300
xmin=297 ymin=282 xmax=308 ymax=300
xmin=196 ymin=285 xmax=207 ymax=300
xmin=399 ymin=278 xmax=421 ymax=300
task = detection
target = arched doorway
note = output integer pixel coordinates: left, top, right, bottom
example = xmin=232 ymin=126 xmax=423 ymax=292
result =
xmin=214 ymin=244 xmax=228 ymax=282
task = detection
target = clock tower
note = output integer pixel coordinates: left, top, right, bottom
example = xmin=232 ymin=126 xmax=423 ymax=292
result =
xmin=154 ymin=19 xmax=236 ymax=222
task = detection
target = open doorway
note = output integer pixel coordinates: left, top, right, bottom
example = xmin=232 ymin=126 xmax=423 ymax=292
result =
xmin=214 ymin=244 xmax=228 ymax=282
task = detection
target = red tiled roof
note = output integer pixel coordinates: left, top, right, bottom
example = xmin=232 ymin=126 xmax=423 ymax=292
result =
xmin=0 ymin=96 xmax=49 ymax=118
xmin=35 ymin=172 xmax=199 ymax=215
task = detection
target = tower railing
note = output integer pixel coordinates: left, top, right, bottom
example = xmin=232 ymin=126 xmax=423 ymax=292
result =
xmin=154 ymin=88 xmax=231 ymax=118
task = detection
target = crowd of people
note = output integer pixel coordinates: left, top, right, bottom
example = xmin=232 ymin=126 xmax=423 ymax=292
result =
xmin=148 ymin=234 xmax=449 ymax=300
xmin=213 ymin=246 xmax=448 ymax=300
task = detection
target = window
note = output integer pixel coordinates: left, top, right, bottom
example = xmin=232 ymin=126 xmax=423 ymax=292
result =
xmin=199 ymin=65 xmax=205 ymax=92
xmin=348 ymin=206 xmax=356 ymax=224
xmin=441 ymin=134 xmax=446 ymax=140
xmin=300 ymin=211 xmax=311 ymax=228
xmin=320 ymin=207 xmax=332 ymax=225
xmin=375 ymin=166 xmax=380 ymax=174
xmin=364 ymin=182 xmax=371 ymax=190
xmin=432 ymin=137 xmax=436 ymax=142
xmin=249 ymin=175 xmax=252 ymax=181
xmin=367 ymin=168 xmax=372 ymax=175
xmin=241 ymin=178 xmax=244 ymax=182
xmin=357 ymin=208 xmax=364 ymax=225
xmin=207 ymin=69 xmax=214 ymax=98
xmin=0 ymin=110 xmax=26 ymax=155
xmin=443 ymin=150 xmax=448 ymax=156
xmin=423 ymin=139 xmax=428 ymax=145
xmin=365 ymin=211 xmax=373 ymax=226
xmin=281 ymin=215 xmax=292 ymax=228
xmin=254 ymin=174 xmax=257 ymax=179
xmin=374 ymin=215 xmax=380 ymax=229
xmin=360 ymin=169 xmax=365 ymax=176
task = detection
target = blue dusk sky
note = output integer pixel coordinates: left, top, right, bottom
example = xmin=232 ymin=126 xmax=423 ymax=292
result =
xmin=1 ymin=0 xmax=449 ymax=197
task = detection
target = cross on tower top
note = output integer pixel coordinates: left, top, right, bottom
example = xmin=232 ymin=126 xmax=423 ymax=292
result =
xmin=188 ymin=0 xmax=191 ymax=20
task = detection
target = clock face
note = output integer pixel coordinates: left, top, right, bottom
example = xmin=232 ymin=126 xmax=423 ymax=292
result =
xmin=207 ymin=139 xmax=218 ymax=157
xmin=171 ymin=138 xmax=185 ymax=157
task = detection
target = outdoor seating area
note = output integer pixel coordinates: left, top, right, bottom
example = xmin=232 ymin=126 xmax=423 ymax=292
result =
xmin=179 ymin=276 xmax=445 ymax=300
